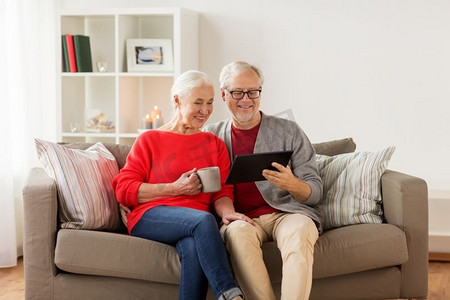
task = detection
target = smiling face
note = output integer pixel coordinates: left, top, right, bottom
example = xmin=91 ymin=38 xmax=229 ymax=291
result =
xmin=176 ymin=83 xmax=214 ymax=131
xmin=222 ymin=69 xmax=262 ymax=129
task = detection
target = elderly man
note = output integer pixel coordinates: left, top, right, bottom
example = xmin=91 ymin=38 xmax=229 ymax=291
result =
xmin=203 ymin=61 xmax=323 ymax=300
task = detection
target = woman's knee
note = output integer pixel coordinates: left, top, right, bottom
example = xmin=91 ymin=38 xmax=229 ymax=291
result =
xmin=194 ymin=211 xmax=218 ymax=227
xmin=176 ymin=237 xmax=197 ymax=260
xmin=176 ymin=237 xmax=205 ymax=282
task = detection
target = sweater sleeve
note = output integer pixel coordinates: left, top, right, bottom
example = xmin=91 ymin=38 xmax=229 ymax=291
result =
xmin=113 ymin=133 xmax=151 ymax=207
xmin=254 ymin=113 xmax=323 ymax=207
xmin=210 ymin=136 xmax=234 ymax=204
xmin=291 ymin=125 xmax=323 ymax=206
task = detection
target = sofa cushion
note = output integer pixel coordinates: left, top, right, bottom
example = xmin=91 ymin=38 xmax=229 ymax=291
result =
xmin=55 ymin=223 xmax=407 ymax=284
xmin=312 ymin=223 xmax=408 ymax=278
xmin=312 ymin=137 xmax=356 ymax=156
xmin=262 ymin=223 xmax=408 ymax=282
xmin=55 ymin=229 xmax=181 ymax=284
xmin=316 ymin=146 xmax=395 ymax=230
xmin=35 ymin=139 xmax=121 ymax=230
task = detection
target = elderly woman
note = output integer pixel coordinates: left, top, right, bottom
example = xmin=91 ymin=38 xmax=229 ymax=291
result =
xmin=113 ymin=70 xmax=252 ymax=300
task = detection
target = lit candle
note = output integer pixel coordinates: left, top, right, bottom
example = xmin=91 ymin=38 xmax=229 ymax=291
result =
xmin=142 ymin=114 xmax=152 ymax=129
xmin=150 ymin=105 xmax=161 ymax=120
xmin=152 ymin=114 xmax=164 ymax=128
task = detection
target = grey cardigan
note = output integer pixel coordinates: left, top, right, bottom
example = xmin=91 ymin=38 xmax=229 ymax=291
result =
xmin=204 ymin=112 xmax=324 ymax=234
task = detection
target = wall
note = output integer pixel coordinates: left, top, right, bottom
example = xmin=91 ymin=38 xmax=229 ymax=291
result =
xmin=59 ymin=0 xmax=450 ymax=242
xmin=429 ymin=191 xmax=450 ymax=253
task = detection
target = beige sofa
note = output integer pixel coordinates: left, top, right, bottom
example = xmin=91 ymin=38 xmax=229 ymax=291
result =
xmin=23 ymin=138 xmax=428 ymax=300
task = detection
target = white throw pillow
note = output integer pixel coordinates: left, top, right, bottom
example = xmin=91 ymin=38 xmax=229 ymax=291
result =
xmin=316 ymin=146 xmax=395 ymax=230
xmin=35 ymin=139 xmax=121 ymax=230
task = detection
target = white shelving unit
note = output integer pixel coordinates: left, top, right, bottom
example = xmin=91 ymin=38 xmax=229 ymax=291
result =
xmin=57 ymin=7 xmax=199 ymax=145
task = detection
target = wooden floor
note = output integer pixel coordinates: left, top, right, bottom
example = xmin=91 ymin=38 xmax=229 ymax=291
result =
xmin=0 ymin=257 xmax=449 ymax=300
xmin=0 ymin=257 xmax=24 ymax=300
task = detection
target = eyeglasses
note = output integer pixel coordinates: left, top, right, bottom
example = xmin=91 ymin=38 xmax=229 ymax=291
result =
xmin=224 ymin=88 xmax=262 ymax=100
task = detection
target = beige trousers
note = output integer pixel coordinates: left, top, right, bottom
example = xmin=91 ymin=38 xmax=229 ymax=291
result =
xmin=220 ymin=213 xmax=318 ymax=300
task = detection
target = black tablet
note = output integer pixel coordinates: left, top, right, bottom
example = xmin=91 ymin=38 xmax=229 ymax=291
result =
xmin=225 ymin=150 xmax=294 ymax=184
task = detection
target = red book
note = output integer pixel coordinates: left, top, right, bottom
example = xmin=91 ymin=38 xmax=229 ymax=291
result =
xmin=65 ymin=35 xmax=77 ymax=72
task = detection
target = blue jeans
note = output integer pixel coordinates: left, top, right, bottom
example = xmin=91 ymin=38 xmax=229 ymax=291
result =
xmin=131 ymin=206 xmax=242 ymax=300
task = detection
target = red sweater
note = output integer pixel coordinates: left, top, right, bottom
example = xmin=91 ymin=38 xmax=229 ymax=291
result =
xmin=231 ymin=124 xmax=279 ymax=218
xmin=113 ymin=130 xmax=234 ymax=233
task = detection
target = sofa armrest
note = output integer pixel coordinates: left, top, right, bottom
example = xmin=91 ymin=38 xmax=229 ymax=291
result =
xmin=23 ymin=168 xmax=59 ymax=299
xmin=381 ymin=169 xmax=428 ymax=298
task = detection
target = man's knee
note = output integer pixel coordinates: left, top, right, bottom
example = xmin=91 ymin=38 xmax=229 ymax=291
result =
xmin=276 ymin=214 xmax=318 ymax=244
xmin=222 ymin=220 xmax=260 ymax=247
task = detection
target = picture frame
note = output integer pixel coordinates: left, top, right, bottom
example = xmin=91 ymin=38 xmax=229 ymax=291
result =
xmin=126 ymin=39 xmax=174 ymax=72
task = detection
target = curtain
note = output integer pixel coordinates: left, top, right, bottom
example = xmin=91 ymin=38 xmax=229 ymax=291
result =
xmin=0 ymin=0 xmax=57 ymax=268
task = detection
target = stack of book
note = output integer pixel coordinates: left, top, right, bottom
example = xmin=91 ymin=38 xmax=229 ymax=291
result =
xmin=62 ymin=35 xmax=93 ymax=72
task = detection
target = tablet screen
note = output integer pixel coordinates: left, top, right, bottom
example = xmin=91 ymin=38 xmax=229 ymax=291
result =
xmin=225 ymin=150 xmax=294 ymax=184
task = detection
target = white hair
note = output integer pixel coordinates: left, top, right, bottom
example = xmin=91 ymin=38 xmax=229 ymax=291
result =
xmin=171 ymin=70 xmax=214 ymax=107
xmin=219 ymin=61 xmax=264 ymax=89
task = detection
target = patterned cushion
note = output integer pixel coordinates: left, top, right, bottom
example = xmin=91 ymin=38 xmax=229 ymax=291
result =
xmin=35 ymin=139 xmax=121 ymax=230
xmin=316 ymin=146 xmax=395 ymax=230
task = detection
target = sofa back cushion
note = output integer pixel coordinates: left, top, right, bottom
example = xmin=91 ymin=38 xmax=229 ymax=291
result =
xmin=312 ymin=137 xmax=356 ymax=156
xmin=59 ymin=137 xmax=356 ymax=170
xmin=61 ymin=137 xmax=356 ymax=169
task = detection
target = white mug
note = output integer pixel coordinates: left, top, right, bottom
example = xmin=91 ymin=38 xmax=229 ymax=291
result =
xmin=197 ymin=167 xmax=221 ymax=193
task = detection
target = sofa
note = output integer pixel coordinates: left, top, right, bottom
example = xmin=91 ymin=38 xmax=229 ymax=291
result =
xmin=23 ymin=138 xmax=428 ymax=300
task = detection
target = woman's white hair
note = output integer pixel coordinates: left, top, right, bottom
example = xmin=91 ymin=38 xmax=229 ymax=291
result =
xmin=219 ymin=61 xmax=264 ymax=89
xmin=171 ymin=70 xmax=214 ymax=107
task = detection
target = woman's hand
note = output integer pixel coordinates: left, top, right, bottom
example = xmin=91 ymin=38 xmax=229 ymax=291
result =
xmin=137 ymin=168 xmax=202 ymax=204
xmin=221 ymin=211 xmax=255 ymax=226
xmin=119 ymin=204 xmax=130 ymax=226
xmin=213 ymin=197 xmax=255 ymax=226
xmin=172 ymin=168 xmax=202 ymax=196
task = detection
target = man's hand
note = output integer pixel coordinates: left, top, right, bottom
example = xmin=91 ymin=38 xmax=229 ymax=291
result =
xmin=262 ymin=163 xmax=298 ymax=191
xmin=262 ymin=162 xmax=311 ymax=202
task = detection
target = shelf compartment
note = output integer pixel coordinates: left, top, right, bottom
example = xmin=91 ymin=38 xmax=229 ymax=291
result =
xmin=118 ymin=76 xmax=173 ymax=134
xmin=62 ymin=76 xmax=116 ymax=133
xmin=61 ymin=15 xmax=115 ymax=73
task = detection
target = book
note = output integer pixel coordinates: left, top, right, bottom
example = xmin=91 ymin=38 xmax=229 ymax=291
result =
xmin=61 ymin=35 xmax=70 ymax=72
xmin=65 ymin=35 xmax=77 ymax=72
xmin=73 ymin=35 xmax=93 ymax=72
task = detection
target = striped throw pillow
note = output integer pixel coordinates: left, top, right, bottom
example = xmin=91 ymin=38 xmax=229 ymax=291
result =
xmin=35 ymin=139 xmax=121 ymax=230
xmin=316 ymin=146 xmax=395 ymax=230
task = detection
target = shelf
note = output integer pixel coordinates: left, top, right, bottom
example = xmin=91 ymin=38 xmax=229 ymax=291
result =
xmin=57 ymin=7 xmax=199 ymax=145
xmin=62 ymin=132 xmax=116 ymax=138
xmin=61 ymin=72 xmax=175 ymax=77
xmin=119 ymin=133 xmax=140 ymax=138
xmin=119 ymin=72 xmax=175 ymax=77
xmin=62 ymin=72 xmax=115 ymax=77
